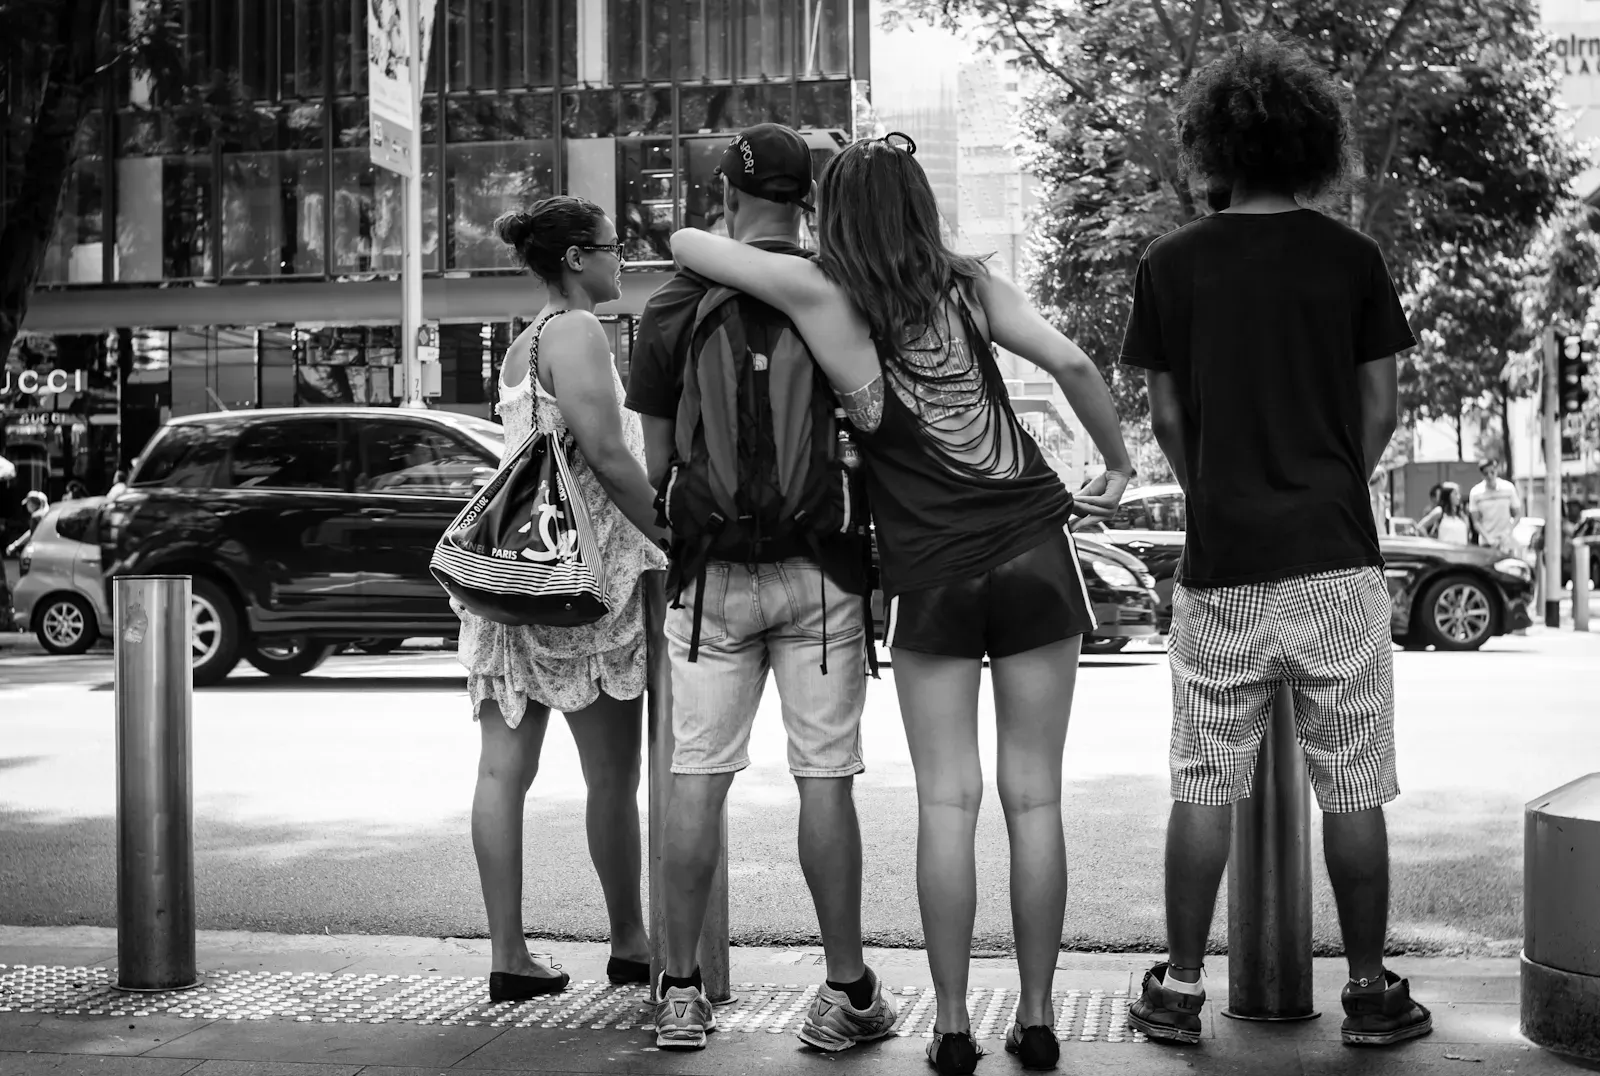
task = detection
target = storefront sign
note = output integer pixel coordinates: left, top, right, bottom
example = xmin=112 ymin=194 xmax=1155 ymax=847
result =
xmin=368 ymin=0 xmax=438 ymax=177
xmin=1 ymin=369 xmax=89 ymax=397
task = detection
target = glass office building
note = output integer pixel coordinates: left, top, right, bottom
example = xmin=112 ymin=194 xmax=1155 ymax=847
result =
xmin=4 ymin=0 xmax=868 ymax=496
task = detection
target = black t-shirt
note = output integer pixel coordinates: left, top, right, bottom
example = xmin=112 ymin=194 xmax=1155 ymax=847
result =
xmin=625 ymin=239 xmax=867 ymax=595
xmin=1118 ymin=209 xmax=1416 ymax=587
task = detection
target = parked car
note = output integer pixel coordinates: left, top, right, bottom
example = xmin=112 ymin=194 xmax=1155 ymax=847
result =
xmin=11 ymin=497 xmax=112 ymax=654
xmin=1071 ymin=484 xmax=1536 ymax=651
xmin=867 ymin=528 xmax=1160 ymax=655
xmin=101 ymin=408 xmax=505 ymax=686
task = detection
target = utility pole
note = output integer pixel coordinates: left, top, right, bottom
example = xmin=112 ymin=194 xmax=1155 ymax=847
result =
xmin=1544 ymin=331 xmax=1563 ymax=628
xmin=400 ymin=0 xmax=425 ymax=409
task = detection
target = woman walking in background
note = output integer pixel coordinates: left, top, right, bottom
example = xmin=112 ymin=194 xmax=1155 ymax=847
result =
xmin=670 ymin=136 xmax=1133 ymax=1074
xmin=1419 ymin=483 xmax=1471 ymax=544
xmin=456 ymin=196 xmax=666 ymax=1002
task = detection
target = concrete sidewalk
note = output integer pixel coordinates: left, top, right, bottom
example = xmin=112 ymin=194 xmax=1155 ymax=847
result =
xmin=3 ymin=927 xmax=1592 ymax=1075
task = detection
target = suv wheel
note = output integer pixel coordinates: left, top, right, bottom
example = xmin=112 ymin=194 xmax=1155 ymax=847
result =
xmin=247 ymin=637 xmax=335 ymax=677
xmin=1416 ymin=574 xmax=1496 ymax=651
xmin=36 ymin=594 xmax=98 ymax=655
xmin=190 ymin=578 xmax=243 ymax=687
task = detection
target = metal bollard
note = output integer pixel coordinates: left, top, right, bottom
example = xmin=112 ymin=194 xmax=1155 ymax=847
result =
xmin=113 ymin=576 xmax=200 ymax=992
xmin=644 ymin=571 xmax=732 ymax=1004
xmin=1574 ymin=540 xmax=1593 ymax=633
xmin=1224 ymin=683 xmax=1318 ymax=1021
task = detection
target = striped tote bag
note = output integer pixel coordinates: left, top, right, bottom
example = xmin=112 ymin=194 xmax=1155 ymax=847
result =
xmin=430 ymin=428 xmax=611 ymax=627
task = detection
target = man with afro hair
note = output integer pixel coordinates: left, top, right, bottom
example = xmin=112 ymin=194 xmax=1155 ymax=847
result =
xmin=1119 ymin=36 xmax=1432 ymax=1049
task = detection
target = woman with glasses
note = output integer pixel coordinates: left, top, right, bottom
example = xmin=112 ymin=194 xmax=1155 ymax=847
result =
xmin=456 ymin=195 xmax=665 ymax=1003
xmin=670 ymin=135 xmax=1134 ymax=1074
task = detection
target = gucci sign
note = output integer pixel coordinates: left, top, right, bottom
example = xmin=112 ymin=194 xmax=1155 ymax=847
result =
xmin=1 ymin=369 xmax=89 ymax=396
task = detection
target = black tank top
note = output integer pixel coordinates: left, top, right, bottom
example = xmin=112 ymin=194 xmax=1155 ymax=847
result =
xmin=854 ymin=290 xmax=1075 ymax=597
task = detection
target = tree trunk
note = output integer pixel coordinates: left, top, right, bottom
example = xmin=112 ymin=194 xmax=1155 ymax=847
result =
xmin=1456 ymin=408 xmax=1464 ymax=461
xmin=0 ymin=0 xmax=111 ymax=365
xmin=1500 ymin=383 xmax=1515 ymax=478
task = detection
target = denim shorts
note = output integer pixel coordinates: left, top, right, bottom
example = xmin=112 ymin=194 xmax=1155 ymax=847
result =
xmin=666 ymin=559 xmax=868 ymax=778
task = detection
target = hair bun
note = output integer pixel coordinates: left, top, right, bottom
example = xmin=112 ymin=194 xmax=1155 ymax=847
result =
xmin=494 ymin=209 xmax=538 ymax=250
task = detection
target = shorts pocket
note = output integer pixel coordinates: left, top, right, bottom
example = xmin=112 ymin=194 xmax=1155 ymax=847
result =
xmin=664 ymin=563 xmax=731 ymax=646
xmin=777 ymin=563 xmax=865 ymax=642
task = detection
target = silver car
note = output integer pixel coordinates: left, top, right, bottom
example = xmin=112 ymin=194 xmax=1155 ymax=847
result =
xmin=12 ymin=498 xmax=111 ymax=654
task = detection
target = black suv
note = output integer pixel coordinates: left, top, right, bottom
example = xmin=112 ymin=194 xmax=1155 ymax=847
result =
xmin=102 ymin=407 xmax=504 ymax=685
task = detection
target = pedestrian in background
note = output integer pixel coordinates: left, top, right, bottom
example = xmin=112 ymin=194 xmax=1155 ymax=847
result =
xmin=1468 ymin=459 xmax=1522 ymax=555
xmin=1119 ymin=36 xmax=1432 ymax=1049
xmin=1419 ymin=483 xmax=1471 ymax=544
xmin=671 ymin=132 xmax=1134 ymax=1075
xmin=628 ymin=125 xmax=893 ymax=1055
xmin=5 ymin=491 xmax=48 ymax=559
xmin=453 ymin=196 xmax=666 ymax=1003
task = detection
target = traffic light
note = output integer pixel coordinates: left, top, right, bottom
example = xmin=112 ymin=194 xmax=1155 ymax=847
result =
xmin=1559 ymin=334 xmax=1592 ymax=415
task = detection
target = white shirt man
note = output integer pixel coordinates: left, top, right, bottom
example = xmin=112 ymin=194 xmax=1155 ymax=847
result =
xmin=1468 ymin=460 xmax=1522 ymax=554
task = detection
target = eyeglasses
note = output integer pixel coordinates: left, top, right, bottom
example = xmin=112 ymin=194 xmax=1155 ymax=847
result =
xmin=576 ymin=243 xmax=626 ymax=260
xmin=877 ymin=131 xmax=917 ymax=155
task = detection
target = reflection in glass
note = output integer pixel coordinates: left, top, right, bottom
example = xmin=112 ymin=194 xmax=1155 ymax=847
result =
xmin=334 ymin=102 xmax=441 ymax=273
xmin=222 ymin=106 xmax=329 ymax=277
xmin=681 ymin=137 xmax=729 ymax=235
xmin=679 ymin=84 xmax=793 ymax=133
xmin=796 ymin=80 xmax=852 ymax=129
xmin=279 ymin=0 xmax=326 ymax=99
xmin=446 ymin=141 xmax=555 ymax=269
xmin=617 ymin=139 xmax=675 ymax=261
xmin=613 ymin=0 xmax=642 ymax=83
xmin=800 ymin=0 xmax=849 ymax=76
xmin=41 ymin=158 xmax=105 ymax=285
xmin=619 ymin=87 xmax=673 ymax=136
xmin=561 ymin=90 xmax=616 ymax=139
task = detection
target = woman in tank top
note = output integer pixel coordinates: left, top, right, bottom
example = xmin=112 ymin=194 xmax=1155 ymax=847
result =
xmin=671 ymin=135 xmax=1134 ymax=1075
xmin=456 ymin=197 xmax=666 ymax=1003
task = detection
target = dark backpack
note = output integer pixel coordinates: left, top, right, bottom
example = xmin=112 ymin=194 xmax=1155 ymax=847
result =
xmin=656 ymin=285 xmax=873 ymax=670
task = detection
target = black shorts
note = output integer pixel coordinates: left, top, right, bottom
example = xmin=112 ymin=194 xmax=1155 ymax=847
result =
xmin=882 ymin=530 xmax=1097 ymax=659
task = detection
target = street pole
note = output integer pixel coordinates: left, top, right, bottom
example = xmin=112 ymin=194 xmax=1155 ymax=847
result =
xmin=645 ymin=572 xmax=732 ymax=1004
xmin=1575 ymin=540 xmax=1594 ymax=633
xmin=1544 ymin=332 xmax=1562 ymax=627
xmin=1224 ymin=684 xmax=1317 ymax=1021
xmin=401 ymin=0 xmax=424 ymax=409
xmin=114 ymin=576 xmax=199 ymax=992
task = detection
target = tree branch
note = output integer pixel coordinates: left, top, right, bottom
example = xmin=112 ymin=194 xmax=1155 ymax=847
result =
xmin=1148 ymin=0 xmax=1188 ymax=63
xmin=1003 ymin=0 xmax=1091 ymax=98
xmin=1356 ymin=0 xmax=1428 ymax=90
xmin=1217 ymin=0 xmax=1243 ymax=33
xmin=1179 ymin=0 xmax=1210 ymax=79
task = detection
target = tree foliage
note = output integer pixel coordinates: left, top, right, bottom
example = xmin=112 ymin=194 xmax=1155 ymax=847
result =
xmin=0 ymin=0 xmax=245 ymax=365
xmin=889 ymin=0 xmax=1584 ymax=424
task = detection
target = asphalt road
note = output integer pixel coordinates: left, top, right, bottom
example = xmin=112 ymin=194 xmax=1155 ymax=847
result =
xmin=2 ymin=629 xmax=1595 ymax=958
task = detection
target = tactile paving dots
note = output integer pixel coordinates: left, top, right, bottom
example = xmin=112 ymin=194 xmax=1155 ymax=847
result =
xmin=0 ymin=963 xmax=1142 ymax=1042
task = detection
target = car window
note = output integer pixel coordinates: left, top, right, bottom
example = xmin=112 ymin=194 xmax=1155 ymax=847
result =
xmin=1109 ymin=500 xmax=1151 ymax=530
xmin=229 ymin=420 xmax=346 ymax=491
xmin=356 ymin=422 xmax=495 ymax=498
xmin=131 ymin=425 xmax=227 ymax=488
xmin=1147 ymin=494 xmax=1187 ymax=532
xmin=52 ymin=503 xmax=99 ymax=543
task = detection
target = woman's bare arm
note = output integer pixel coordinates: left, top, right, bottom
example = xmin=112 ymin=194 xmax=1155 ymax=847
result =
xmin=539 ymin=314 xmax=666 ymax=545
xmin=669 ymin=228 xmax=880 ymax=395
xmin=973 ymin=271 xmax=1135 ymax=514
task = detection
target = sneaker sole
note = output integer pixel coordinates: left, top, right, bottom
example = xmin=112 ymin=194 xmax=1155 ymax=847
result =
xmin=1342 ymin=1016 xmax=1433 ymax=1047
xmin=656 ymin=1026 xmax=713 ymax=1050
xmin=1128 ymin=1010 xmax=1202 ymax=1045
xmin=796 ymin=1018 xmax=897 ymax=1052
xmin=1003 ymin=1041 xmax=1062 ymax=1070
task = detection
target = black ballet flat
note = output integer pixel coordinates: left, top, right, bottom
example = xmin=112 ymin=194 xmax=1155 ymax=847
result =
xmin=607 ymin=956 xmax=651 ymax=985
xmin=489 ymin=968 xmax=570 ymax=1002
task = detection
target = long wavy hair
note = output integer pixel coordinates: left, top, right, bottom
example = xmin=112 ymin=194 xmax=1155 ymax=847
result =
xmin=815 ymin=138 xmax=988 ymax=349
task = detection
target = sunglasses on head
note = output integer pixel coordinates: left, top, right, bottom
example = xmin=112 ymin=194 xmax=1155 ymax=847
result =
xmin=869 ymin=131 xmax=917 ymax=155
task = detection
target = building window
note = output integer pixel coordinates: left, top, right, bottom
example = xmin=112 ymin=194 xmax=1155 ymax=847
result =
xmin=445 ymin=93 xmax=557 ymax=270
xmin=332 ymin=98 xmax=440 ymax=274
xmin=39 ymin=117 xmax=106 ymax=285
xmin=616 ymin=138 xmax=674 ymax=261
xmin=221 ymin=104 xmax=329 ymax=278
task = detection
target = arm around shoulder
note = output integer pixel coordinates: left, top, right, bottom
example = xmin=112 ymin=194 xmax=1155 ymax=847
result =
xmin=668 ymin=229 xmax=830 ymax=319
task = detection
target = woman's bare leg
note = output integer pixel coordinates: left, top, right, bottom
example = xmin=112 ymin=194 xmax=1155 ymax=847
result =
xmin=564 ymin=691 xmax=650 ymax=964
xmin=892 ymin=648 xmax=985 ymax=1034
xmin=991 ymin=636 xmax=1080 ymax=1028
xmin=472 ymin=699 xmax=559 ymax=976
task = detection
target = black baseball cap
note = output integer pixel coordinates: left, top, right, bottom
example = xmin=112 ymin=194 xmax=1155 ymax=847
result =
xmin=715 ymin=123 xmax=814 ymax=212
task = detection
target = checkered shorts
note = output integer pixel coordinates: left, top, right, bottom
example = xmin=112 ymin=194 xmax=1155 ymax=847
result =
xmin=1169 ymin=567 xmax=1399 ymax=813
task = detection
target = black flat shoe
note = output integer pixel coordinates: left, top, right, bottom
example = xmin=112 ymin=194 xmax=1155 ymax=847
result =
xmin=607 ymin=956 xmax=651 ymax=985
xmin=489 ymin=968 xmax=570 ymax=1002
xmin=1005 ymin=1023 xmax=1060 ymax=1070
xmin=926 ymin=1030 xmax=984 ymax=1075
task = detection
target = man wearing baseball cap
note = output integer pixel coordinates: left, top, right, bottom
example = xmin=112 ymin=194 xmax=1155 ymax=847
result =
xmin=626 ymin=124 xmax=894 ymax=1054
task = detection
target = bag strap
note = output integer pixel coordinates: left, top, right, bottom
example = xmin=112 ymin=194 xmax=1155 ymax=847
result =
xmin=528 ymin=309 xmax=570 ymax=396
